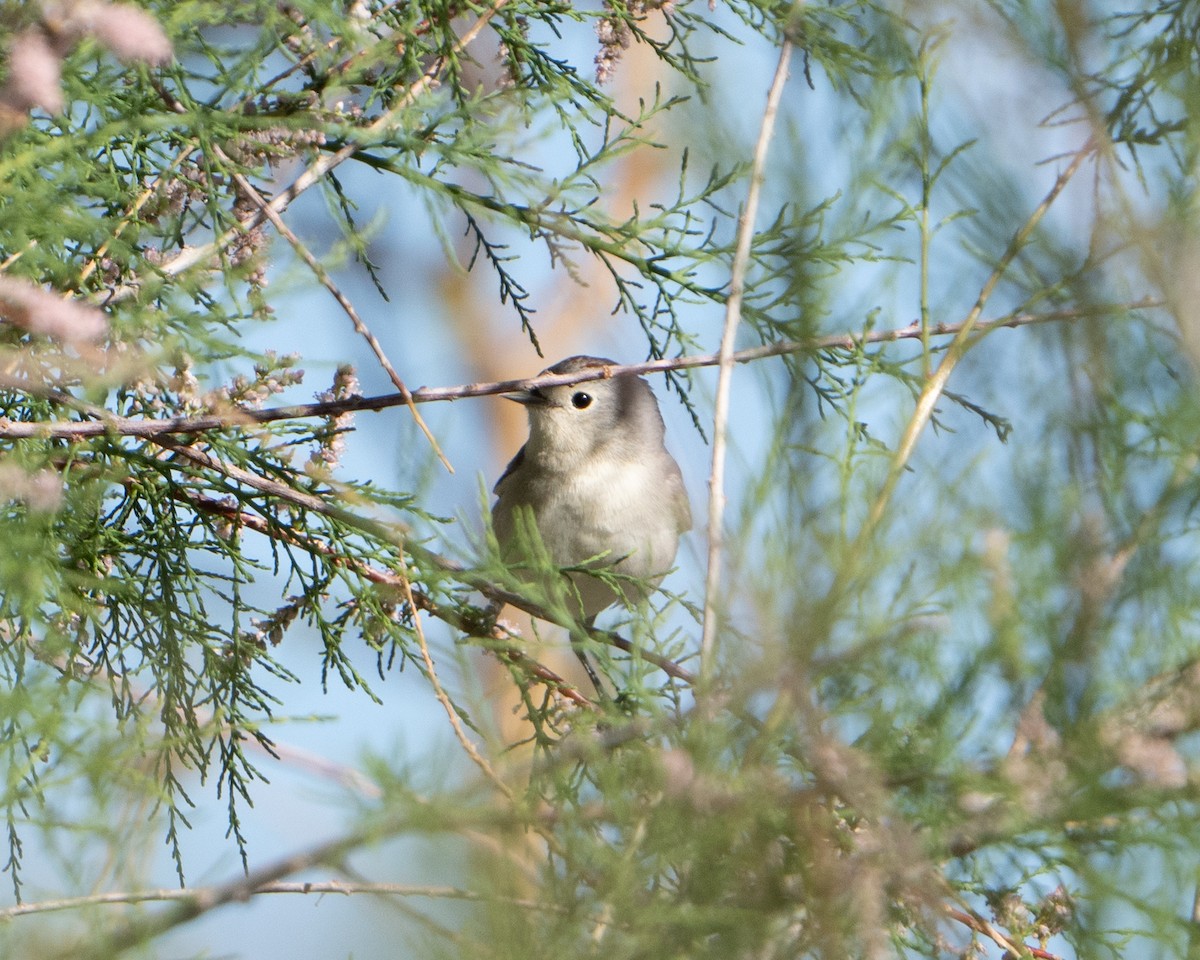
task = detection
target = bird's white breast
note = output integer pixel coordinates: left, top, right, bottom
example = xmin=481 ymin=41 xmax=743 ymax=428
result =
xmin=535 ymin=455 xmax=680 ymax=579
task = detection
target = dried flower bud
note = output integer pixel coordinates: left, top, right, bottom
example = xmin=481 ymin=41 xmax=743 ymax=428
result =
xmin=989 ymin=890 xmax=1030 ymax=933
xmin=308 ymin=364 xmax=358 ymax=471
xmin=5 ymin=29 xmax=64 ymax=114
xmin=0 ymin=276 xmax=107 ymax=342
xmin=594 ymin=15 xmax=631 ymax=85
xmin=169 ymin=358 xmax=202 ymax=407
xmin=331 ymin=363 xmax=360 ymax=400
xmin=1033 ymin=886 xmax=1073 ymax=940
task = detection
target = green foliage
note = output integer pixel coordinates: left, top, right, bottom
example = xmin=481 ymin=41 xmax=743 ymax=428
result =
xmin=0 ymin=0 xmax=1199 ymax=958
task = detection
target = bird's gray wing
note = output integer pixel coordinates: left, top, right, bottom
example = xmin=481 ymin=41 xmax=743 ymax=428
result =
xmin=493 ymin=444 xmax=528 ymax=496
xmin=668 ymin=459 xmax=693 ymax=533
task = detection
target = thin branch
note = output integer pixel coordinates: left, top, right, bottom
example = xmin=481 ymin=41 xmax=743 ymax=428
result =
xmin=115 ymin=0 xmax=510 ymax=301
xmin=166 ymin=468 xmax=692 ymax=687
xmin=1190 ymin=883 xmax=1200 ymax=960
xmin=0 ymin=302 xmax=1155 ymax=440
xmin=57 ymin=827 xmax=376 ymax=960
xmin=595 ymin=628 xmax=696 ymax=685
xmin=169 ymin=487 xmax=595 ymax=706
xmin=399 ymin=549 xmax=517 ymax=800
xmin=152 ymin=436 xmax=346 ymax=521
xmin=860 ymin=140 xmax=1096 ymax=541
xmin=0 ymin=241 xmax=35 ymax=271
xmin=491 ymin=635 xmax=595 ymax=708
xmin=224 ymin=161 xmax=453 ymax=472
xmin=261 ymin=738 xmax=383 ymax=799
xmin=70 ymin=146 xmax=198 ymax=294
xmin=2 ymin=881 xmax=549 ymax=920
xmin=701 ymin=39 xmax=793 ymax=675
xmin=944 ymin=905 xmax=1062 ymax=960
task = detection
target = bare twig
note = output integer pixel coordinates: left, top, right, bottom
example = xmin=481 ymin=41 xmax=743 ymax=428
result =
xmin=596 ymin=628 xmax=696 ymax=685
xmin=262 ymin=739 xmax=383 ymax=799
xmin=944 ymin=905 xmax=1062 ymax=960
xmin=1190 ymin=884 xmax=1200 ymax=960
xmin=168 ymin=487 xmax=596 ymax=706
xmin=224 ymin=163 xmax=453 ymax=472
xmin=1 ymin=881 xmax=548 ymax=920
xmin=151 ymin=436 xmax=347 ymax=520
xmin=492 ymin=640 xmax=594 ymax=708
xmin=861 ymin=141 xmax=1096 ymax=541
xmin=0 ymin=241 xmax=35 ymax=271
xmin=167 ymin=477 xmax=689 ymax=689
xmin=57 ymin=827 xmax=376 ymax=960
xmin=701 ymin=40 xmax=793 ymax=673
xmin=122 ymin=0 xmax=509 ymax=299
xmin=0 ymin=301 xmax=1150 ymax=440
xmin=69 ymin=145 xmax=198 ymax=294
xmin=399 ymin=548 xmax=516 ymax=799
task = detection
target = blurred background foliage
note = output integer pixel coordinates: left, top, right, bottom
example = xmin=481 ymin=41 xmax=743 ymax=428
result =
xmin=0 ymin=0 xmax=1198 ymax=958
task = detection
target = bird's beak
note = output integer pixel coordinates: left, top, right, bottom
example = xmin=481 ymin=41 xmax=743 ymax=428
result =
xmin=503 ymin=387 xmax=546 ymax=405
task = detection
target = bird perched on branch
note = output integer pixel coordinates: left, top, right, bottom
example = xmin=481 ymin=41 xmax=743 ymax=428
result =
xmin=492 ymin=355 xmax=691 ymax=688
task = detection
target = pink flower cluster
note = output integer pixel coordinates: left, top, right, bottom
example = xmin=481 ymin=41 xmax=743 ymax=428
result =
xmin=0 ymin=0 xmax=172 ymax=128
xmin=0 ymin=276 xmax=107 ymax=343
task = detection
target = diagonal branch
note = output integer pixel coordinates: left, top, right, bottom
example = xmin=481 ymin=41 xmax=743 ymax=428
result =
xmin=109 ymin=0 xmax=509 ymax=302
xmin=860 ymin=140 xmax=1096 ymax=542
xmin=57 ymin=827 xmax=377 ymax=960
xmin=161 ymin=465 xmax=693 ymax=687
xmin=398 ymin=547 xmax=517 ymax=797
xmin=944 ymin=905 xmax=1062 ymax=960
xmin=168 ymin=486 xmax=596 ymax=706
xmin=224 ymin=161 xmax=453 ymax=472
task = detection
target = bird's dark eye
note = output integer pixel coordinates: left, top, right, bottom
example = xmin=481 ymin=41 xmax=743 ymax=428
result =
xmin=571 ymin=391 xmax=593 ymax=409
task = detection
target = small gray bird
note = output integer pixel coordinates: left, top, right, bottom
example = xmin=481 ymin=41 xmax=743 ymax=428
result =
xmin=492 ymin=356 xmax=691 ymax=630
